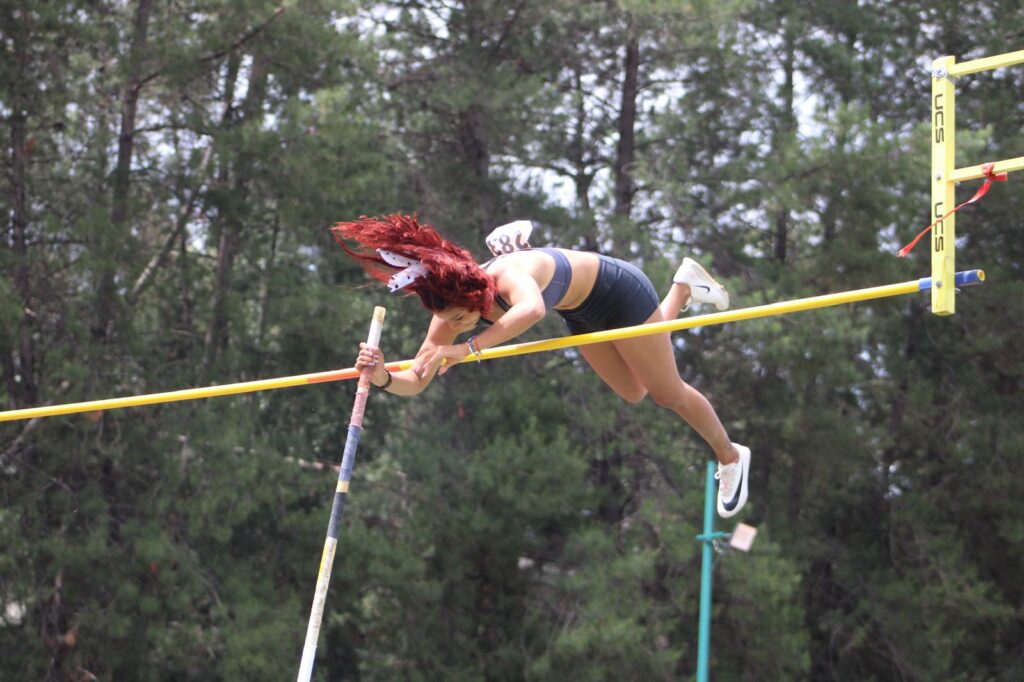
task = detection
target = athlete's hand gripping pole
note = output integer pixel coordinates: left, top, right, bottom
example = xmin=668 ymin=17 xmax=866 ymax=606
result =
xmin=297 ymin=306 xmax=386 ymax=682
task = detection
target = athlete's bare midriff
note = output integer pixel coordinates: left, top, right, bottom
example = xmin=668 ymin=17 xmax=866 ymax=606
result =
xmin=485 ymin=248 xmax=600 ymax=310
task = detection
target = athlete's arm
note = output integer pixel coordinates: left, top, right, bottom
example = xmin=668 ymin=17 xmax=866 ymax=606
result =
xmin=470 ymin=266 xmax=546 ymax=351
xmin=356 ymin=267 xmax=546 ymax=390
xmin=413 ymin=265 xmax=546 ymax=377
xmin=355 ymin=316 xmax=457 ymax=396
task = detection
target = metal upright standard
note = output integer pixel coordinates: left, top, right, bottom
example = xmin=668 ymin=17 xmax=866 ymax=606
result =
xmin=296 ymin=306 xmax=386 ymax=682
xmin=695 ymin=461 xmax=727 ymax=682
xmin=930 ymin=49 xmax=1023 ymax=315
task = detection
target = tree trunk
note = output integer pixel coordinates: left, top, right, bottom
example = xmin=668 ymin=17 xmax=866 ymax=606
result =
xmin=570 ymin=66 xmax=597 ymax=251
xmin=772 ymin=16 xmax=795 ymax=264
xmin=204 ymin=54 xmax=268 ymax=371
xmin=613 ymin=15 xmax=639 ymax=252
xmin=823 ymin=30 xmax=856 ymax=246
xmin=94 ymin=0 xmax=154 ymax=341
xmin=255 ymin=220 xmax=280 ymax=350
xmin=203 ymin=53 xmax=242 ymax=370
xmin=773 ymin=206 xmax=789 ymax=263
xmin=4 ymin=7 xmax=38 ymax=407
xmin=127 ymin=146 xmax=212 ymax=306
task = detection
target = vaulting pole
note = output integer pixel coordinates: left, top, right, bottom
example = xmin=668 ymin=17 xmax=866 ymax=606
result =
xmin=0 ymin=271 xmax=985 ymax=423
xmin=296 ymin=306 xmax=385 ymax=682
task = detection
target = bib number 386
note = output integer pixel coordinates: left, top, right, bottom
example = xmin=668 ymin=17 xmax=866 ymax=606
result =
xmin=485 ymin=220 xmax=533 ymax=256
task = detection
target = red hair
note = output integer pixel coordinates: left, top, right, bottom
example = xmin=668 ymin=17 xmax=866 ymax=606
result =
xmin=331 ymin=214 xmax=496 ymax=315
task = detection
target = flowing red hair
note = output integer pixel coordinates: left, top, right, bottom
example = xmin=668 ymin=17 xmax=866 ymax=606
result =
xmin=331 ymin=214 xmax=496 ymax=315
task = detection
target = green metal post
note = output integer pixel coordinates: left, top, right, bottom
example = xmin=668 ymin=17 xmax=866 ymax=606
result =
xmin=696 ymin=460 xmax=724 ymax=682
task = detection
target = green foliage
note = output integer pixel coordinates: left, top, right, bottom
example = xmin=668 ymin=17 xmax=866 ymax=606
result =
xmin=2 ymin=0 xmax=1022 ymax=680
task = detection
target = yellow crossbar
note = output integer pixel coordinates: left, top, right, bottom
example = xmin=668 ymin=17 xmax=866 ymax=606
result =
xmin=0 ymin=272 xmax=983 ymax=423
xmin=948 ymin=49 xmax=1024 ymax=76
xmin=952 ymin=156 xmax=1024 ymax=183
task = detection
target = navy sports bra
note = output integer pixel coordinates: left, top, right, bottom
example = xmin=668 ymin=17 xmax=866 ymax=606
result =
xmin=484 ymin=247 xmax=572 ymax=315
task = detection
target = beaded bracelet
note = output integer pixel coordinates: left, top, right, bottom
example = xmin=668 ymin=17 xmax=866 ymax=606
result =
xmin=377 ymin=368 xmax=393 ymax=390
xmin=466 ymin=336 xmax=484 ymax=363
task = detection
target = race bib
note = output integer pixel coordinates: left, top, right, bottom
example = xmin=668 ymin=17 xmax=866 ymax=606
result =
xmin=485 ymin=220 xmax=533 ymax=256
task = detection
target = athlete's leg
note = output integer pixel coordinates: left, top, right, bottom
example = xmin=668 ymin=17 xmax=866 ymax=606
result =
xmin=671 ymin=258 xmax=730 ymax=311
xmin=578 ymin=343 xmax=647 ymax=404
xmin=612 ymin=308 xmax=738 ymax=465
xmin=660 ymin=282 xmax=691 ymax=320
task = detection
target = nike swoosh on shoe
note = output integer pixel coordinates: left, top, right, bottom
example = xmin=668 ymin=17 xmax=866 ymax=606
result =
xmin=722 ymin=473 xmax=744 ymax=510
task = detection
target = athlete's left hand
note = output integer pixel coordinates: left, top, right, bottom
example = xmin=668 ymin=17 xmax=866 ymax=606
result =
xmin=420 ymin=343 xmax=470 ymax=377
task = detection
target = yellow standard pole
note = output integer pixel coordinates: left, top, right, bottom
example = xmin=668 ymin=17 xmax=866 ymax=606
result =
xmin=931 ymin=55 xmax=957 ymax=316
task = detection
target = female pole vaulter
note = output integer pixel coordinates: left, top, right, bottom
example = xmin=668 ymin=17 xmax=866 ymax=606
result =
xmin=333 ymin=214 xmax=751 ymax=518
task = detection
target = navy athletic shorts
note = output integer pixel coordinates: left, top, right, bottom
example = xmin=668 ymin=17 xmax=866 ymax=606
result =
xmin=556 ymin=255 xmax=659 ymax=335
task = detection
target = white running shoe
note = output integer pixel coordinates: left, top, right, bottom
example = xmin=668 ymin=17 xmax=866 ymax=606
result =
xmin=716 ymin=444 xmax=750 ymax=518
xmin=673 ymin=257 xmax=729 ymax=311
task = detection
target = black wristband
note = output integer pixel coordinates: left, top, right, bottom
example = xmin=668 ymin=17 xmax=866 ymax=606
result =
xmin=377 ymin=368 xmax=393 ymax=390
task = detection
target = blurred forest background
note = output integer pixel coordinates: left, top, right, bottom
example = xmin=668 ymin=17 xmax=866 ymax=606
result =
xmin=1 ymin=1 xmax=1022 ymax=680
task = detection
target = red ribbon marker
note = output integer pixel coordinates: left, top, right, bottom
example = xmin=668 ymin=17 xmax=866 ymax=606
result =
xmin=898 ymin=162 xmax=1008 ymax=257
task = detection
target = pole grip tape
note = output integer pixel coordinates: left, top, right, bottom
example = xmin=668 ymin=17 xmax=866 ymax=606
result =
xmin=326 ymin=492 xmax=348 ymax=540
xmin=339 ymin=424 xmax=362 ymax=483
